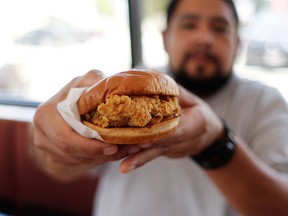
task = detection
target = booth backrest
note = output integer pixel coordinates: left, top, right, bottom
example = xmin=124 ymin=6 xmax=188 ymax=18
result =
xmin=0 ymin=119 xmax=98 ymax=216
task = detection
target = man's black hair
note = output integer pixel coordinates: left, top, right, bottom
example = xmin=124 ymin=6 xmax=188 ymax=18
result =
xmin=166 ymin=0 xmax=239 ymax=29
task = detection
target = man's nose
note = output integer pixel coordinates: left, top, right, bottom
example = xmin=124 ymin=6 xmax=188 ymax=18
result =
xmin=194 ymin=27 xmax=213 ymax=49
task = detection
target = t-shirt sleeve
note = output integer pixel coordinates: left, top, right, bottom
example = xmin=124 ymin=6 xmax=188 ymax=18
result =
xmin=247 ymin=86 xmax=288 ymax=174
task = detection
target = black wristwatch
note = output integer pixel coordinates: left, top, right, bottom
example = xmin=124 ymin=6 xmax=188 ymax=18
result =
xmin=191 ymin=121 xmax=237 ymax=169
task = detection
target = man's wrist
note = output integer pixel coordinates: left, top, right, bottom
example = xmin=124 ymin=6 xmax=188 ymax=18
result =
xmin=191 ymin=120 xmax=237 ymax=169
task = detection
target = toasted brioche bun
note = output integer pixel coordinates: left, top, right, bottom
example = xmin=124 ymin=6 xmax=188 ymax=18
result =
xmin=83 ymin=116 xmax=180 ymax=144
xmin=77 ymin=69 xmax=179 ymax=115
xmin=77 ymin=69 xmax=180 ymax=144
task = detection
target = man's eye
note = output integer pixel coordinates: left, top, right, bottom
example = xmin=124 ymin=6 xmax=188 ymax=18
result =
xmin=212 ymin=25 xmax=227 ymax=33
xmin=180 ymin=23 xmax=196 ymax=30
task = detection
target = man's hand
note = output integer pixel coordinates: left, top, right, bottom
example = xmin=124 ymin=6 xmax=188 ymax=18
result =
xmin=119 ymin=86 xmax=224 ymax=173
xmin=31 ymin=70 xmax=140 ymax=181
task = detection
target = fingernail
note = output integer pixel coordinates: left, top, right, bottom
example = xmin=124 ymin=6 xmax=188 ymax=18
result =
xmin=128 ymin=164 xmax=137 ymax=172
xmin=123 ymin=163 xmax=137 ymax=173
xmin=103 ymin=146 xmax=118 ymax=155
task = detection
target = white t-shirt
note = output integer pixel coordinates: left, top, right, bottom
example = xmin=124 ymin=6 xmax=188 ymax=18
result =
xmin=92 ymin=74 xmax=288 ymax=216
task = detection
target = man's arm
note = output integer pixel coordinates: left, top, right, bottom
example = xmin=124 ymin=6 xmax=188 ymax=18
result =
xmin=206 ymin=137 xmax=288 ymax=216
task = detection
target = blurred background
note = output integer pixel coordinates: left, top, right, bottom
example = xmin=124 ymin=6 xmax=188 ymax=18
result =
xmin=0 ymin=0 xmax=287 ymax=103
xmin=0 ymin=0 xmax=288 ymax=215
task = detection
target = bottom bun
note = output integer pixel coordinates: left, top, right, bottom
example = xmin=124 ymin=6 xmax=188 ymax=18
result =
xmin=82 ymin=117 xmax=180 ymax=144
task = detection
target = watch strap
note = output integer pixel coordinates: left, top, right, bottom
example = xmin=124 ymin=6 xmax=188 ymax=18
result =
xmin=191 ymin=120 xmax=237 ymax=169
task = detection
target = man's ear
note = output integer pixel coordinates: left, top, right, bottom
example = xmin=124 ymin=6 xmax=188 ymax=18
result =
xmin=236 ymin=36 xmax=240 ymax=50
xmin=162 ymin=30 xmax=168 ymax=52
xmin=235 ymin=36 xmax=241 ymax=59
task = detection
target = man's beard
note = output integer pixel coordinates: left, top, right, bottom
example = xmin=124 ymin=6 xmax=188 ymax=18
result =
xmin=171 ymin=52 xmax=232 ymax=97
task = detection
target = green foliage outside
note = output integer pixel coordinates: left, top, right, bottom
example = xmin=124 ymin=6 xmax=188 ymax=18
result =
xmin=143 ymin=0 xmax=171 ymax=17
xmin=95 ymin=0 xmax=114 ymax=16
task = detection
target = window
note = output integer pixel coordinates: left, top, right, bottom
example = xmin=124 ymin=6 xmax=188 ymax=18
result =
xmin=141 ymin=0 xmax=288 ymax=100
xmin=141 ymin=0 xmax=169 ymax=69
xmin=1 ymin=0 xmax=288 ymax=106
xmin=0 ymin=0 xmax=131 ymax=104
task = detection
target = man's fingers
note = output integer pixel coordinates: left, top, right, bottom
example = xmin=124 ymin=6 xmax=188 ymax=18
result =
xmin=119 ymin=147 xmax=165 ymax=173
xmin=177 ymin=85 xmax=201 ymax=107
xmin=76 ymin=69 xmax=106 ymax=87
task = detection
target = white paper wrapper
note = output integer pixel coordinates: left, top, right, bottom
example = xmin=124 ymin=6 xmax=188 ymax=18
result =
xmin=57 ymin=87 xmax=104 ymax=141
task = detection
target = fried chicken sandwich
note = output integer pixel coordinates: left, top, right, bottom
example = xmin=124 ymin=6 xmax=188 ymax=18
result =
xmin=77 ymin=69 xmax=181 ymax=144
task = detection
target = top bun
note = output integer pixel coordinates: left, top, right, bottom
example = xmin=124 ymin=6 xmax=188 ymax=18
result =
xmin=77 ymin=69 xmax=179 ymax=115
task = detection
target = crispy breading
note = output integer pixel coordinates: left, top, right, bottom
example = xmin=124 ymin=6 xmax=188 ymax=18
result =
xmin=83 ymin=95 xmax=180 ymax=128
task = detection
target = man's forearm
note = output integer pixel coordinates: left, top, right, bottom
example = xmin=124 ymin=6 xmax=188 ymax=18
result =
xmin=206 ymin=138 xmax=288 ymax=216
